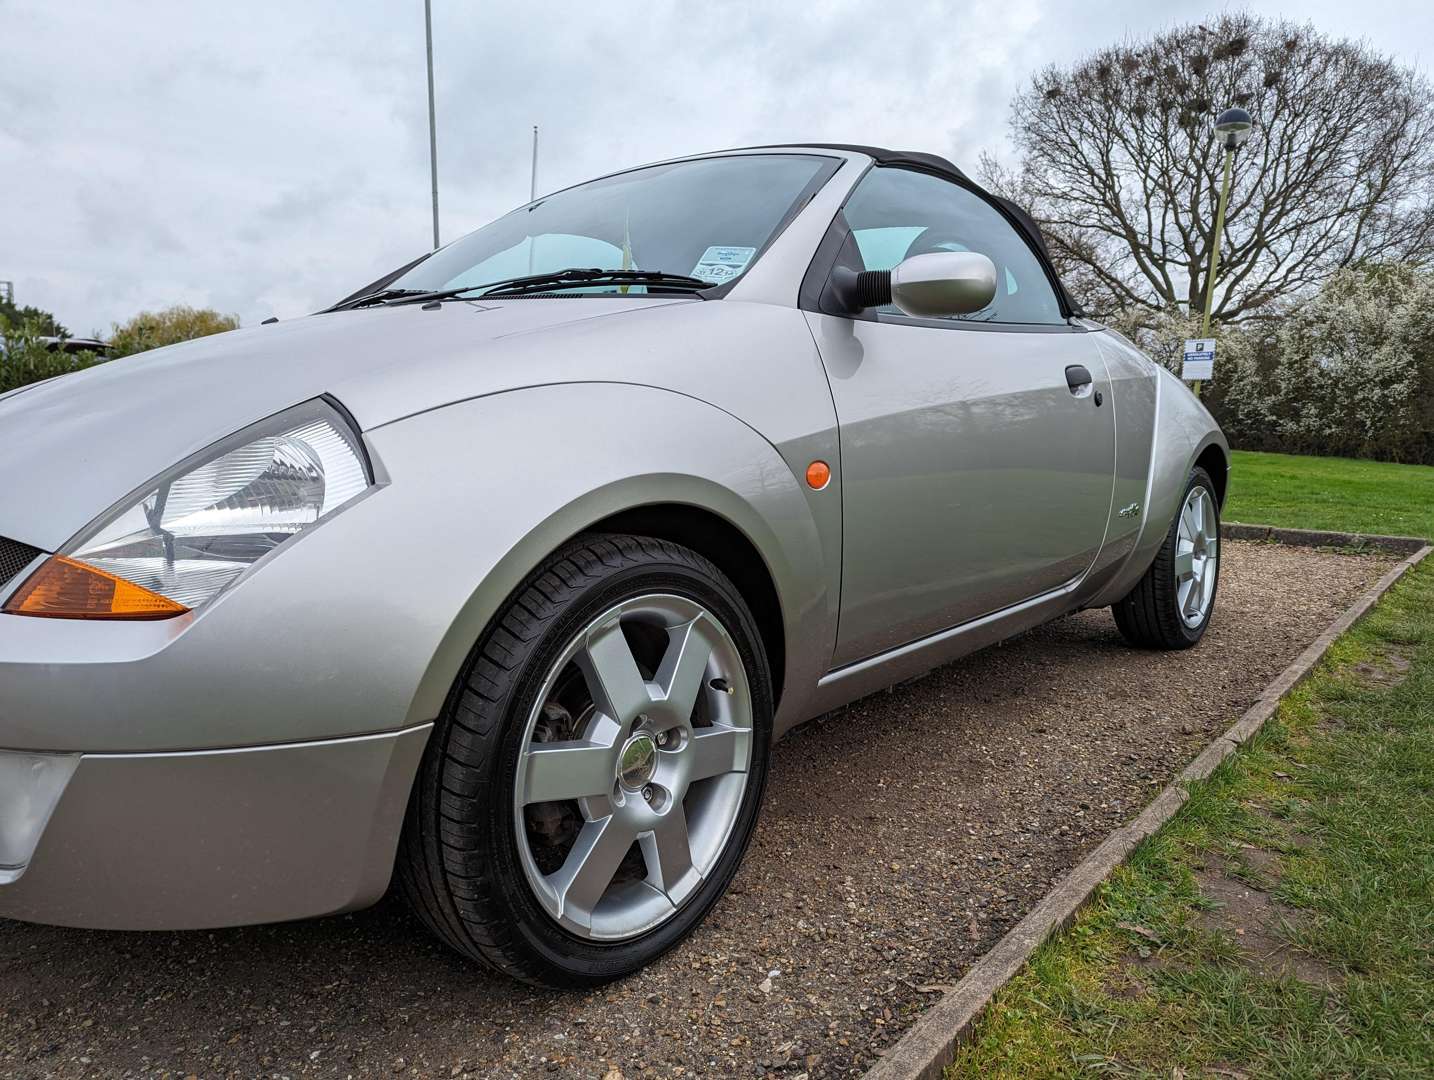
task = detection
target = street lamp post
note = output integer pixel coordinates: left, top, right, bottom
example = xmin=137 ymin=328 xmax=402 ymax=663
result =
xmin=526 ymin=125 xmax=540 ymax=273
xmin=530 ymin=125 xmax=539 ymax=202
xmin=424 ymin=0 xmax=440 ymax=251
xmin=1194 ymin=106 xmax=1253 ymax=397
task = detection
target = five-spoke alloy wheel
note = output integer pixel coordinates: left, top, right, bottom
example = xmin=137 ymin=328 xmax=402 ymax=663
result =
xmin=399 ymin=535 xmax=771 ymax=987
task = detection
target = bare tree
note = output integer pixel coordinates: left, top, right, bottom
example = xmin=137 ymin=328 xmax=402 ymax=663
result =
xmin=984 ymin=14 xmax=1434 ymax=321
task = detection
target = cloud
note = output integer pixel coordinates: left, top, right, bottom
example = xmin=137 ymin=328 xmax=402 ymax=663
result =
xmin=3 ymin=0 xmax=1430 ymax=335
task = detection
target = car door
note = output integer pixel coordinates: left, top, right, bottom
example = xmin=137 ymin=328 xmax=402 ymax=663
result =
xmin=803 ymin=165 xmax=1115 ymax=668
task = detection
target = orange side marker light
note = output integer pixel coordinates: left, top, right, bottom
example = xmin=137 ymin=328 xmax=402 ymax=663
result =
xmin=806 ymin=460 xmax=832 ymax=490
xmin=3 ymin=556 xmax=188 ymax=619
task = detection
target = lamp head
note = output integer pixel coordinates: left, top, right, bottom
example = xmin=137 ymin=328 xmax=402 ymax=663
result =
xmin=1214 ymin=107 xmax=1253 ymax=150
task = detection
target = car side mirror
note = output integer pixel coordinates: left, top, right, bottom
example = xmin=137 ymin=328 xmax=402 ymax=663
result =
xmin=832 ymin=251 xmax=998 ymax=319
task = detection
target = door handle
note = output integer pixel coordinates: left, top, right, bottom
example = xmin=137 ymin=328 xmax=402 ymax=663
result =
xmin=1064 ymin=365 xmax=1103 ymax=406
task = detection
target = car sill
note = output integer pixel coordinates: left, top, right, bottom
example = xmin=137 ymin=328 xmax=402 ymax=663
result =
xmin=798 ymin=578 xmax=1084 ymax=725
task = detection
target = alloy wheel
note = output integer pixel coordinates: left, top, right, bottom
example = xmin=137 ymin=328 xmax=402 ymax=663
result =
xmin=1175 ymin=486 xmax=1219 ymax=628
xmin=512 ymin=594 xmax=753 ymax=941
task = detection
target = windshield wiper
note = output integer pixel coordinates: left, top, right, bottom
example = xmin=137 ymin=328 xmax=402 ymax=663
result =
xmin=388 ymin=268 xmax=713 ymax=306
xmin=480 ymin=268 xmax=712 ymax=297
xmin=320 ymin=287 xmax=432 ymax=313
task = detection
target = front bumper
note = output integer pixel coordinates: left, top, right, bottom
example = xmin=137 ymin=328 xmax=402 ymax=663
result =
xmin=0 ymin=409 xmax=571 ymax=930
xmin=0 ymin=415 xmax=508 ymax=930
xmin=0 ymin=726 xmax=429 ymax=929
xmin=0 ymin=525 xmax=434 ymax=928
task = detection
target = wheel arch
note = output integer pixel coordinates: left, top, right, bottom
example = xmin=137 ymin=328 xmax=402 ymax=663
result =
xmin=1194 ymin=442 xmax=1229 ymax=508
xmin=367 ymin=383 xmax=835 ymax=740
xmin=582 ymin=504 xmax=787 ymax=710
xmin=404 ymin=477 xmax=819 ymax=739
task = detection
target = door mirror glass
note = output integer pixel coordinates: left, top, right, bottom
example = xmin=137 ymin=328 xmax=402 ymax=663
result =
xmin=890 ymin=252 xmax=997 ymax=319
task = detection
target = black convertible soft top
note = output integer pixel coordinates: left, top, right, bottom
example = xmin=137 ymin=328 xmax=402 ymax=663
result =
xmin=745 ymin=143 xmax=1082 ymax=318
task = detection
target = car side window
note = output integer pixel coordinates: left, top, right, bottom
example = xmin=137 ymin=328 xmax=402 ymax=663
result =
xmin=842 ymin=167 xmax=1065 ymax=325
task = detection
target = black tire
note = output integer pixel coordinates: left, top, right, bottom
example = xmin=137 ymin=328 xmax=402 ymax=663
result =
xmin=1112 ymin=467 xmax=1220 ymax=650
xmin=397 ymin=533 xmax=773 ymax=988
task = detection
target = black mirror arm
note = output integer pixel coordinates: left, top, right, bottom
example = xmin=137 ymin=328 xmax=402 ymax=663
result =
xmin=830 ymin=267 xmax=892 ymax=313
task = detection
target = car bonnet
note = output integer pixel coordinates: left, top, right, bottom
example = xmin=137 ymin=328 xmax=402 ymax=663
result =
xmin=0 ymin=298 xmax=687 ymax=551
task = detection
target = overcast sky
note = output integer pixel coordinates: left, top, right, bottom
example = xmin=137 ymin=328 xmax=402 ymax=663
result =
xmin=4 ymin=1 xmax=1431 ymax=335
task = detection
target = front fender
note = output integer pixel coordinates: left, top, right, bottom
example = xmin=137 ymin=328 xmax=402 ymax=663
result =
xmin=0 ymin=383 xmax=833 ymax=755
xmin=370 ymin=382 xmax=835 ymax=738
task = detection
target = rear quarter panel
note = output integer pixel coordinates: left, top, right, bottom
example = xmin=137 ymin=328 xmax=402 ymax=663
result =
xmin=1084 ymin=328 xmax=1229 ymax=607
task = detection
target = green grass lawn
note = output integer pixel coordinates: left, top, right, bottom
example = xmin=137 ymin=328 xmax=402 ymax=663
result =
xmin=946 ymin=454 xmax=1434 ymax=1079
xmin=949 ymin=559 xmax=1434 ymax=1079
xmin=1227 ymin=450 xmax=1434 ymax=539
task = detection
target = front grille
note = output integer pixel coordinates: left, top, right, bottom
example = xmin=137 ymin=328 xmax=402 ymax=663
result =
xmin=0 ymin=536 xmax=43 ymax=590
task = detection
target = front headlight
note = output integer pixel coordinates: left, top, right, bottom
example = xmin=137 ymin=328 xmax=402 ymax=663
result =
xmin=4 ymin=398 xmax=372 ymax=619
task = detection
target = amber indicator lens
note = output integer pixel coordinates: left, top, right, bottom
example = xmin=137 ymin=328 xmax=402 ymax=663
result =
xmin=3 ymin=556 xmax=189 ymax=620
xmin=806 ymin=460 xmax=832 ymax=490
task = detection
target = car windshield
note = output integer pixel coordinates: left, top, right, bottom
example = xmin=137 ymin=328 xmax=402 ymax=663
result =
xmin=389 ymin=154 xmax=837 ymax=296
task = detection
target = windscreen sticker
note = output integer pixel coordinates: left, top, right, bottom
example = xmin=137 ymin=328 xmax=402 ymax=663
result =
xmin=691 ymin=245 xmax=757 ymax=284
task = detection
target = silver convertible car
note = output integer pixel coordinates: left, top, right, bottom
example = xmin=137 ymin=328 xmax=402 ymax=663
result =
xmin=0 ymin=144 xmax=1226 ymax=987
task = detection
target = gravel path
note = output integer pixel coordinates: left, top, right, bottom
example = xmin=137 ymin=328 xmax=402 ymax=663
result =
xmin=0 ymin=542 xmax=1393 ymax=1080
